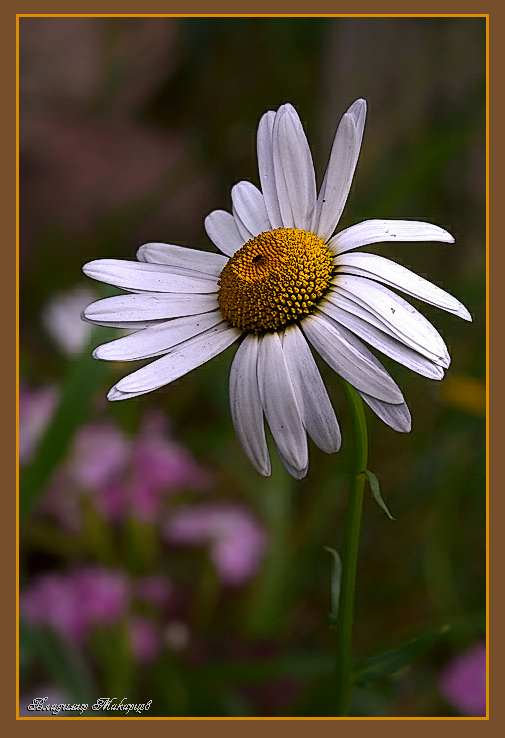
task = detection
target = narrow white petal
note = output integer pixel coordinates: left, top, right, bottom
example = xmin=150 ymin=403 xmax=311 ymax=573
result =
xmin=137 ymin=242 xmax=227 ymax=277
xmin=333 ymin=275 xmax=450 ymax=366
xmin=229 ymin=334 xmax=271 ymax=476
xmin=83 ymin=259 xmax=218 ymax=294
xmin=257 ymin=331 xmax=308 ymax=477
xmin=271 ymin=104 xmax=317 ymax=230
xmin=231 ymin=181 xmax=271 ymax=237
xmin=325 ymin=288 xmax=446 ymax=367
xmin=109 ymin=322 xmax=241 ymax=398
xmin=257 ymin=110 xmax=283 ymax=229
xmin=204 ymin=209 xmax=245 ymax=257
xmin=336 ymin=252 xmax=472 ymax=321
xmin=83 ymin=293 xmax=219 ymax=324
xmin=94 ymin=310 xmax=223 ymax=361
xmin=232 ymin=203 xmax=253 ymax=241
xmin=134 ymin=262 xmax=218 ymax=282
xmin=301 ymin=313 xmax=403 ymax=403
xmin=83 ymin=317 xmax=162 ymax=329
xmin=329 ymin=219 xmax=455 ymax=256
xmin=311 ymin=100 xmax=365 ymax=241
xmin=346 ymin=98 xmax=367 ymax=146
xmin=272 ymin=439 xmax=308 ymax=481
xmin=281 ymin=325 xmax=341 ymax=453
xmin=319 ymin=299 xmax=444 ymax=380
xmin=106 ymin=387 xmax=127 ymax=400
xmin=359 ymin=391 xmax=412 ymax=433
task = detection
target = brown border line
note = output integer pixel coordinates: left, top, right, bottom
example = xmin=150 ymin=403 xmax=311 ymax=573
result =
xmin=10 ymin=1 xmax=497 ymax=736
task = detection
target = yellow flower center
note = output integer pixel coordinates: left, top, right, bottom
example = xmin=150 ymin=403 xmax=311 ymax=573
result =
xmin=217 ymin=228 xmax=335 ymax=333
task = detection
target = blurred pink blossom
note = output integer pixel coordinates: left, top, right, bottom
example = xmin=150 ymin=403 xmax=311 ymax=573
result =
xmin=19 ymin=384 xmax=58 ymax=465
xmin=128 ymin=616 xmax=162 ymax=664
xmin=439 ymin=642 xmax=487 ymax=716
xmin=165 ymin=505 xmax=268 ymax=586
xmin=42 ymin=413 xmax=211 ymax=527
xmin=20 ymin=573 xmax=88 ymax=643
xmin=20 ymin=568 xmax=129 ymax=644
xmin=39 ymin=423 xmax=131 ymax=527
xmin=129 ymin=414 xmax=213 ymax=522
xmin=72 ymin=568 xmax=130 ymax=624
xmin=69 ymin=423 xmax=130 ymax=491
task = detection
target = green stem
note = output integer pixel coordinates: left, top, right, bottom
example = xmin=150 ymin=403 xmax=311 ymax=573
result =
xmin=335 ymin=380 xmax=368 ymax=717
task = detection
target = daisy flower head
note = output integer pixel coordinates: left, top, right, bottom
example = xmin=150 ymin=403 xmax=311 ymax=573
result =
xmin=83 ymin=99 xmax=471 ymax=480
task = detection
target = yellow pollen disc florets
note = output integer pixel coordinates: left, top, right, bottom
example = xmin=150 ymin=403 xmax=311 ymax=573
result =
xmin=217 ymin=228 xmax=335 ymax=333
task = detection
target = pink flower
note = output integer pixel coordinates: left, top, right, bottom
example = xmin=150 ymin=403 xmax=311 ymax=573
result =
xmin=128 ymin=616 xmax=162 ymax=663
xmin=38 ymin=424 xmax=130 ymax=528
xmin=43 ymin=412 xmax=212 ymax=526
xmin=72 ymin=568 xmax=129 ymax=624
xmin=20 ymin=573 xmax=87 ymax=643
xmin=69 ymin=423 xmax=130 ymax=491
xmin=439 ymin=642 xmax=487 ymax=716
xmin=66 ymin=423 xmax=132 ymax=522
xmin=127 ymin=413 xmax=212 ymax=522
xmin=165 ymin=505 xmax=268 ymax=586
xmin=19 ymin=384 xmax=58 ymax=465
xmin=20 ymin=568 xmax=129 ymax=644
xmin=95 ymin=481 xmax=126 ymax=522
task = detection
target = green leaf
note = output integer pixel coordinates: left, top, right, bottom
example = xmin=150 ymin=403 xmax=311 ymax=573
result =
xmin=324 ymin=546 xmax=342 ymax=628
xmin=353 ymin=624 xmax=450 ymax=686
xmin=359 ymin=469 xmax=396 ymax=520
xmin=19 ymin=619 xmax=97 ymax=713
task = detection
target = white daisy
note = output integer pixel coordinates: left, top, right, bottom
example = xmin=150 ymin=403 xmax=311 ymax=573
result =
xmin=82 ymin=99 xmax=471 ymax=480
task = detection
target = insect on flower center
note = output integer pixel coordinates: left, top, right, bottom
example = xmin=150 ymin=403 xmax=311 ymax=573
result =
xmin=217 ymin=228 xmax=335 ymax=333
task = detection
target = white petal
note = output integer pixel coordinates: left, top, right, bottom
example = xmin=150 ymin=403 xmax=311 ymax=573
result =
xmin=109 ymin=322 xmax=241 ymax=399
xmin=311 ymin=99 xmax=366 ymax=241
xmin=346 ymin=98 xmax=367 ymax=145
xmin=83 ymin=259 xmax=218 ymax=294
xmin=257 ymin=110 xmax=283 ymax=229
xmin=325 ymin=288 xmax=446 ymax=367
xmin=329 ymin=219 xmax=455 ymax=256
xmin=231 ymin=181 xmax=271 ymax=237
xmin=301 ymin=313 xmax=403 ymax=403
xmin=229 ymin=334 xmax=271 ymax=476
xmin=319 ymin=299 xmax=444 ymax=380
xmin=204 ymin=209 xmax=245 ymax=257
xmin=134 ymin=262 xmax=218 ymax=282
xmin=333 ymin=275 xmax=450 ymax=366
xmin=281 ymin=325 xmax=341 ymax=453
xmin=336 ymin=252 xmax=472 ymax=321
xmin=83 ymin=293 xmax=219 ymax=324
xmin=358 ymin=392 xmax=412 ymax=433
xmin=272 ymin=104 xmax=317 ymax=230
xmin=137 ymin=242 xmax=227 ymax=277
xmin=82 ymin=317 xmax=160 ymax=330
xmin=272 ymin=438 xmax=308 ymax=481
xmin=93 ymin=310 xmax=223 ymax=361
xmin=232 ymin=203 xmax=253 ymax=241
xmin=257 ymin=331 xmax=308 ymax=477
